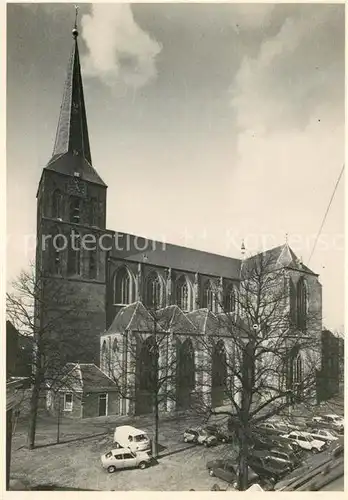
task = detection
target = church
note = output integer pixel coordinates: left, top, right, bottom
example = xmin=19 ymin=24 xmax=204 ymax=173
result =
xmin=37 ymin=23 xmax=322 ymax=418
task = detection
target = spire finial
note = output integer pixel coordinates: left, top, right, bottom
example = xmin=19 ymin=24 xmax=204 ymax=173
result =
xmin=285 ymin=232 xmax=288 ymax=245
xmin=241 ymin=239 xmax=246 ymax=259
xmin=72 ymin=5 xmax=79 ymax=39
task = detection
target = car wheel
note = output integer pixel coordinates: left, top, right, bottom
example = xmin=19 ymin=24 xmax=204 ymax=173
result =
xmin=312 ymin=448 xmax=319 ymax=454
xmin=107 ymin=466 xmax=116 ymax=474
xmin=138 ymin=462 xmax=147 ymax=470
xmin=204 ymin=441 xmax=208 ymax=447
xmin=209 ymin=469 xmax=215 ymax=477
xmin=184 ymin=437 xmax=188 ymax=443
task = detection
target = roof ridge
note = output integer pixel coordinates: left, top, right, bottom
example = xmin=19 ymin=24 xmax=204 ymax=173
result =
xmin=77 ymin=362 xmax=83 ymax=390
xmin=124 ymin=302 xmax=139 ymax=330
xmin=94 ymin=364 xmax=118 ymax=385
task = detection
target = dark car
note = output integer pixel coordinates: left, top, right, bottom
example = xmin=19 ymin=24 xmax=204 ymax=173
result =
xmin=247 ymin=453 xmax=293 ymax=482
xmin=253 ymin=431 xmax=302 ymax=453
xmin=206 ymin=458 xmax=260 ymax=488
xmin=205 ymin=424 xmax=233 ymax=443
xmin=252 ymin=448 xmax=302 ymax=470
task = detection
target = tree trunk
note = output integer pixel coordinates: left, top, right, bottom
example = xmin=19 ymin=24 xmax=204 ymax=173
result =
xmin=56 ymin=394 xmax=61 ymax=444
xmin=27 ymin=377 xmax=41 ymax=450
xmin=152 ymin=391 xmax=159 ymax=458
xmin=237 ymin=426 xmax=249 ymax=491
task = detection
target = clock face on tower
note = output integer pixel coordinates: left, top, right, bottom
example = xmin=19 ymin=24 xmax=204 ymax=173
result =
xmin=67 ymin=177 xmax=87 ymax=197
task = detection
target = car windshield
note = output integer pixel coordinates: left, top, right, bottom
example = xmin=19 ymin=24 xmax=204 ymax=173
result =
xmin=134 ymin=434 xmax=147 ymax=442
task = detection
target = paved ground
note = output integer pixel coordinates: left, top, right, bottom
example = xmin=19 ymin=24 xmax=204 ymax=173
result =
xmin=10 ymin=412 xmax=236 ymax=491
xmin=10 ymin=398 xmax=344 ymax=491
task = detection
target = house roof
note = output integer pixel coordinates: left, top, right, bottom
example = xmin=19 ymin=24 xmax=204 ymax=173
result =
xmin=6 ymin=377 xmax=30 ymax=411
xmin=58 ymin=363 xmax=117 ymax=393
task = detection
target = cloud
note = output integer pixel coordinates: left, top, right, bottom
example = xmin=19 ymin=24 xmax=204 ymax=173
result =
xmin=81 ymin=4 xmax=162 ymax=88
xmin=230 ymin=6 xmax=344 ymax=135
xmin=230 ymin=4 xmax=275 ymax=29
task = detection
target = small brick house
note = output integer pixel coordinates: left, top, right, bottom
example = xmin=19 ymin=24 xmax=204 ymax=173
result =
xmin=47 ymin=363 xmax=120 ymax=418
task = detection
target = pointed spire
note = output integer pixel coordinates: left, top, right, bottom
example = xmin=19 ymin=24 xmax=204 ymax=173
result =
xmin=46 ymin=8 xmax=106 ymax=186
xmin=51 ymin=9 xmax=91 ymax=165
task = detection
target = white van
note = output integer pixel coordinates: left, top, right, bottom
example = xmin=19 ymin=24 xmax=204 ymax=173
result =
xmin=113 ymin=425 xmax=151 ymax=453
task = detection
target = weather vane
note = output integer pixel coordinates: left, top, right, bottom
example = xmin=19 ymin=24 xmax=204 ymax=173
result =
xmin=72 ymin=5 xmax=79 ymax=38
xmin=74 ymin=5 xmax=79 ymax=27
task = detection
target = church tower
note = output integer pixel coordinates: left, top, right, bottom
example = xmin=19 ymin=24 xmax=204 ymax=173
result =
xmin=36 ymin=16 xmax=108 ymax=364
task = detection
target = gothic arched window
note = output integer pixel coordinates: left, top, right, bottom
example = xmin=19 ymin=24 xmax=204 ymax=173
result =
xmin=224 ymin=284 xmax=236 ymax=313
xmin=175 ymin=275 xmax=191 ymax=311
xmin=67 ymin=230 xmax=81 ymax=276
xmin=203 ymin=280 xmax=215 ymax=311
xmin=289 ymin=277 xmax=297 ymax=325
xmin=145 ymin=272 xmax=163 ymax=309
xmin=114 ymin=267 xmax=133 ymax=305
xmin=296 ymin=277 xmax=308 ymax=331
xmin=112 ymin=338 xmax=118 ymax=354
xmin=69 ymin=196 xmax=81 ymax=224
xmin=52 ymin=190 xmax=63 ymax=219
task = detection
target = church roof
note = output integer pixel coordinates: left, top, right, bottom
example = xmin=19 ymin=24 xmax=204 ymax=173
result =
xmin=105 ymin=302 xmax=165 ymax=335
xmin=244 ymin=244 xmax=317 ymax=276
xmin=111 ymin=233 xmax=242 ymax=279
xmin=103 ymin=304 xmax=253 ymax=338
xmin=187 ymin=308 xmax=220 ymax=336
xmin=45 ymin=25 xmax=106 ymax=187
xmin=156 ymin=305 xmax=198 ymax=334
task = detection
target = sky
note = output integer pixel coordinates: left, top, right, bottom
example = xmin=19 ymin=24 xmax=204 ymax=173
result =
xmin=6 ymin=2 xmax=345 ymax=332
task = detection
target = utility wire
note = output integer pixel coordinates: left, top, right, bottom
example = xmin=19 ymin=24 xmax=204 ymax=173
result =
xmin=308 ymin=164 xmax=344 ymax=265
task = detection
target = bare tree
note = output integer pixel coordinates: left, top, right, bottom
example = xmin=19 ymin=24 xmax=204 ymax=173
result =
xmin=6 ymin=264 xmax=88 ymax=449
xmin=101 ymin=301 xmax=196 ymax=458
xmin=193 ymin=251 xmax=322 ymax=490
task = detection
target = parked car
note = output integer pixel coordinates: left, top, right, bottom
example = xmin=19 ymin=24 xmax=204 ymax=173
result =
xmin=251 ymin=447 xmax=302 ymax=470
xmin=308 ymin=415 xmax=344 ymax=432
xmin=281 ymin=431 xmax=327 ymax=453
xmin=321 ymin=415 xmax=344 ymax=431
xmin=184 ymin=428 xmax=199 ymax=443
xmin=258 ymin=422 xmax=278 ymax=432
xmin=278 ymin=419 xmax=302 ymax=431
xmin=309 ymin=429 xmax=339 ymax=443
xmin=184 ymin=428 xmax=217 ymax=447
xmin=197 ymin=428 xmax=218 ymax=447
xmin=113 ymin=425 xmax=151 ymax=453
xmin=205 ymin=424 xmax=233 ymax=443
xmin=206 ymin=458 xmax=260 ymax=488
xmin=101 ymin=448 xmax=151 ymax=473
xmin=247 ymin=454 xmax=292 ymax=482
xmin=252 ymin=431 xmax=302 ymax=456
